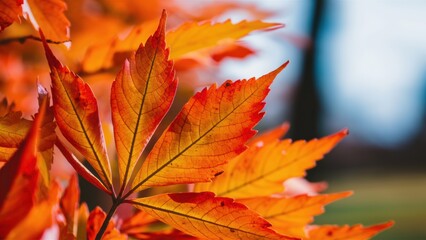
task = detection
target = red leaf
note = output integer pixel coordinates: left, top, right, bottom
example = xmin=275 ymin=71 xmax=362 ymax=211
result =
xmin=0 ymin=94 xmax=47 ymax=237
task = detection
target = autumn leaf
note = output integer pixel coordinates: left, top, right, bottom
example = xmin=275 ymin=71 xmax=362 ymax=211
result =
xmin=166 ymin=19 xmax=281 ymax=59
xmin=0 ymin=0 xmax=22 ymax=31
xmin=82 ymin=19 xmax=159 ymax=72
xmin=0 ymin=86 xmax=55 ymax=186
xmin=42 ymin=32 xmax=113 ymax=192
xmin=86 ymin=207 xmax=127 ymax=240
xmin=131 ymin=192 xmax=297 ymax=240
xmin=111 ymin=11 xmax=177 ymax=191
xmin=306 ymin=221 xmax=394 ymax=240
xmin=131 ymin=62 xmax=288 ymax=192
xmin=0 ymin=92 xmax=47 ymax=237
xmin=239 ymin=192 xmax=352 ymax=237
xmin=195 ymin=129 xmax=348 ymax=198
xmin=22 ymin=0 xmax=70 ymax=41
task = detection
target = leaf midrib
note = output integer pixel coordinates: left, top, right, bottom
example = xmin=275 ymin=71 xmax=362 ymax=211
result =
xmin=55 ymin=69 xmax=111 ymax=190
xmin=120 ymin=39 xmax=159 ymax=191
xmin=129 ymin=76 xmax=270 ymax=194
xmin=217 ymin=142 xmax=318 ymax=197
xmin=131 ymin=200 xmax=273 ymax=239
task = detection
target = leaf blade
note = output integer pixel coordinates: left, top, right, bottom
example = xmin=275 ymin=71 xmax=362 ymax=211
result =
xmin=111 ymin=10 xmax=177 ymax=189
xmin=132 ymin=62 xmax=288 ymax=192
xmin=195 ymin=129 xmax=348 ymax=198
xmin=0 ymin=95 xmax=47 ymax=237
xmin=42 ymin=34 xmax=113 ymax=191
xmin=23 ymin=0 xmax=70 ymax=41
xmin=131 ymin=192 xmax=296 ymax=240
xmin=167 ymin=20 xmax=282 ymax=59
xmin=0 ymin=0 xmax=22 ymax=31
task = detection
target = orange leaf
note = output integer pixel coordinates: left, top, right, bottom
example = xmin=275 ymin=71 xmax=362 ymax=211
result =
xmin=167 ymin=19 xmax=282 ymax=59
xmin=111 ymin=10 xmax=177 ymax=190
xmin=82 ymin=19 xmax=159 ymax=73
xmin=6 ymin=181 xmax=60 ymax=240
xmin=211 ymin=43 xmax=255 ymax=62
xmin=131 ymin=62 xmax=288 ymax=192
xmin=23 ymin=0 xmax=70 ymax=41
xmin=42 ymin=33 xmax=113 ymax=191
xmin=0 ymin=95 xmax=47 ymax=237
xmin=195 ymin=129 xmax=348 ymax=198
xmin=60 ymin=174 xmax=80 ymax=237
xmin=131 ymin=192 xmax=297 ymax=240
xmin=82 ymin=18 xmax=280 ymax=72
xmin=0 ymin=0 xmax=22 ymax=31
xmin=239 ymin=192 xmax=352 ymax=237
xmin=306 ymin=221 xmax=394 ymax=240
xmin=86 ymin=206 xmax=127 ymax=240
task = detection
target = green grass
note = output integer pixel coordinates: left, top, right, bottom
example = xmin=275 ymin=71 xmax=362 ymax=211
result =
xmin=313 ymin=172 xmax=426 ymax=239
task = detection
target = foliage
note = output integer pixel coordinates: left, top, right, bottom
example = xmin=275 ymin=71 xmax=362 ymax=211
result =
xmin=0 ymin=1 xmax=392 ymax=239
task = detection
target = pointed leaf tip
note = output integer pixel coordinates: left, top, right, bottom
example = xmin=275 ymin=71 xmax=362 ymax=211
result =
xmin=40 ymin=29 xmax=61 ymax=69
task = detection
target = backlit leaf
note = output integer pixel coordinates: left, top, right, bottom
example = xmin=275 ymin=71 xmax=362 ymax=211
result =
xmin=42 ymin=33 xmax=113 ymax=191
xmin=82 ymin=19 xmax=280 ymax=72
xmin=23 ymin=0 xmax=70 ymax=41
xmin=306 ymin=221 xmax=394 ymax=240
xmin=195 ymin=129 xmax=348 ymax=198
xmin=111 ymin=10 xmax=177 ymax=189
xmin=167 ymin=20 xmax=281 ymax=59
xmin=239 ymin=192 xmax=352 ymax=237
xmin=131 ymin=62 xmax=288 ymax=192
xmin=0 ymin=0 xmax=22 ymax=31
xmin=131 ymin=192 xmax=297 ymax=240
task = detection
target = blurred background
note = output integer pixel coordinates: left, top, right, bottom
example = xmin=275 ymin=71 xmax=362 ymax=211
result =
xmin=219 ymin=0 xmax=426 ymax=239
xmin=1 ymin=0 xmax=425 ymax=239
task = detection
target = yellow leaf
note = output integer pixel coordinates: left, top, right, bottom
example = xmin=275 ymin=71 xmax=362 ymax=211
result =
xmin=195 ymin=129 xmax=348 ymax=198
xmin=167 ymin=19 xmax=282 ymax=59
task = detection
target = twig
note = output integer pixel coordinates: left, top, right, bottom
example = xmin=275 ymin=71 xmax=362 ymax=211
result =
xmin=0 ymin=35 xmax=70 ymax=45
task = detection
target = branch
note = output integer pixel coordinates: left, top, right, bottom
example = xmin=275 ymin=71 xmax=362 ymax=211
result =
xmin=0 ymin=35 xmax=70 ymax=45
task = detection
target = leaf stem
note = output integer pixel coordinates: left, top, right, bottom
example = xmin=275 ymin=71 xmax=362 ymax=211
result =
xmin=95 ymin=198 xmax=121 ymax=240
